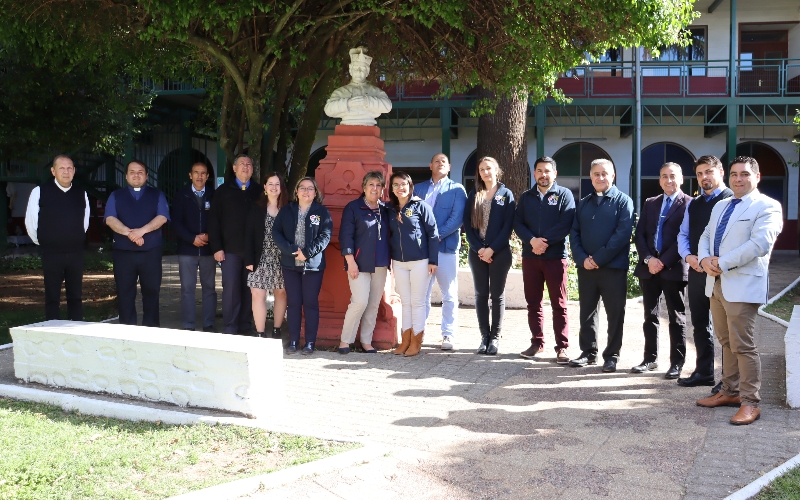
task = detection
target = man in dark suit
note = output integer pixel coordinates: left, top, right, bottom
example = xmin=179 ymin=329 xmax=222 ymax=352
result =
xmin=208 ymin=154 xmax=261 ymax=334
xmin=677 ymin=155 xmax=733 ymax=392
xmin=172 ymin=162 xmax=217 ymax=332
xmin=632 ymin=162 xmax=692 ymax=379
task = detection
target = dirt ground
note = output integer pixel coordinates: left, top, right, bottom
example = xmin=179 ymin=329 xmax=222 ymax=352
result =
xmin=0 ymin=272 xmax=116 ymax=309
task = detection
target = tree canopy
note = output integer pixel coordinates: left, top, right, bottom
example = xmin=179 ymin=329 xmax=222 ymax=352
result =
xmin=0 ymin=0 xmax=697 ymax=188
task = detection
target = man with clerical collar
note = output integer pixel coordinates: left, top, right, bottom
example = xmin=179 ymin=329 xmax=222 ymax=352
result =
xmin=208 ymin=154 xmax=262 ymax=334
xmin=568 ymin=159 xmax=634 ymax=373
xmin=104 ymin=160 xmax=170 ymax=327
xmin=632 ymin=162 xmax=692 ymax=379
xmin=172 ymin=162 xmax=217 ymax=332
xmin=25 ymin=154 xmax=90 ymax=321
xmin=677 ymin=155 xmax=734 ymax=392
xmin=513 ymin=156 xmax=575 ymax=364
xmin=415 ymin=153 xmax=467 ymax=350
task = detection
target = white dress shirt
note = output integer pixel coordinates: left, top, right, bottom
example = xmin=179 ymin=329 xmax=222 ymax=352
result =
xmin=25 ymin=180 xmax=90 ymax=245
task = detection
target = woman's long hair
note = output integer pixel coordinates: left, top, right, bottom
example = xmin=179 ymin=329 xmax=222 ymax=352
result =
xmin=388 ymin=171 xmax=414 ymax=215
xmin=256 ymin=172 xmax=288 ymax=209
xmin=471 ymin=157 xmax=503 ymax=229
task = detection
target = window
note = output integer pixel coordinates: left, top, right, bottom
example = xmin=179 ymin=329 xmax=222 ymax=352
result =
xmin=637 ymin=143 xmax=695 ymax=207
xmin=552 ymin=142 xmax=615 ymax=201
xmin=641 ymin=28 xmax=707 ymax=62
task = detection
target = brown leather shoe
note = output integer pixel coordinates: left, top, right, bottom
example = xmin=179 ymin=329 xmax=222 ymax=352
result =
xmin=404 ymin=330 xmax=424 ymax=357
xmin=556 ymin=349 xmax=569 ymax=364
xmin=393 ymin=328 xmax=413 ymax=355
xmin=696 ymin=392 xmax=742 ymax=408
xmin=730 ymin=405 xmax=761 ymax=425
xmin=520 ymin=344 xmax=544 ymax=359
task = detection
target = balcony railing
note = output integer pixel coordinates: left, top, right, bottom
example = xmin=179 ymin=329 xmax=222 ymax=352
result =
xmin=556 ymin=58 xmax=800 ymax=98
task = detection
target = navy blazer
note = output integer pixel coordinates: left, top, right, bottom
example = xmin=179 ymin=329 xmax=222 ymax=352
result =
xmin=634 ymin=192 xmax=692 ymax=282
xmin=272 ymin=202 xmax=333 ymax=272
xmin=463 ymin=183 xmax=515 ymax=253
xmin=339 ymin=196 xmax=390 ymax=273
xmin=171 ymin=183 xmax=213 ymax=256
xmin=387 ymin=197 xmax=439 ymax=264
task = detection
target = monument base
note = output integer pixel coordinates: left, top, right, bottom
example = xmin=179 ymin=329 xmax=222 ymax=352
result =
xmin=305 ymin=125 xmax=401 ymax=350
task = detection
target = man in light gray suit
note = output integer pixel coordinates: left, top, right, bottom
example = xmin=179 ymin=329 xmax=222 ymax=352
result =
xmin=695 ymin=156 xmax=782 ymax=425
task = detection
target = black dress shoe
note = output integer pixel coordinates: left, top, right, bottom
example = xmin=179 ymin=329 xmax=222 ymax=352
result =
xmin=476 ymin=335 xmax=489 ymax=354
xmin=486 ymin=339 xmax=499 ymax=356
xmin=602 ymin=359 xmax=617 ymax=373
xmin=677 ymin=372 xmax=715 ymax=387
xmin=711 ymin=382 xmax=722 ymax=395
xmin=630 ymin=361 xmax=658 ymax=373
xmin=665 ymin=364 xmax=683 ymax=380
xmin=301 ymin=342 xmax=315 ymax=355
xmin=286 ymin=341 xmax=299 ymax=354
xmin=203 ymin=325 xmax=216 ymax=333
xmin=568 ymin=352 xmax=597 ymax=367
xmin=271 ymin=327 xmax=282 ymax=339
xmin=255 ymin=331 xmax=265 ymax=338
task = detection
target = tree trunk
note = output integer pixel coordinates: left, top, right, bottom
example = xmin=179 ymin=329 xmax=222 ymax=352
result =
xmin=218 ymin=75 xmax=242 ymax=178
xmin=476 ymin=89 xmax=529 ymax=199
xmin=288 ymin=68 xmax=340 ymax=189
xmin=242 ymin=95 xmax=265 ymax=182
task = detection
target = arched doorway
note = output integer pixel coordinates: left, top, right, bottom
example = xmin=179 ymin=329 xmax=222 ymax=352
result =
xmin=306 ymin=146 xmax=327 ymax=179
xmin=720 ymin=142 xmax=787 ymax=208
xmin=157 ymin=148 xmax=214 ymax=203
xmin=551 ymin=142 xmax=615 ymax=201
xmin=638 ymin=142 xmax=696 ymax=205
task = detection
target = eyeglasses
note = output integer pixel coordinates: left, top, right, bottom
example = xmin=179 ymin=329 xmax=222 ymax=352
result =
xmin=392 ymin=182 xmax=409 ymax=189
xmin=297 ymin=186 xmax=316 ymax=192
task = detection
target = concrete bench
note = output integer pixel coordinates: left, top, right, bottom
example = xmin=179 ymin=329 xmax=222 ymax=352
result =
xmin=10 ymin=320 xmax=283 ymax=418
xmin=787 ymin=306 xmax=800 ymax=409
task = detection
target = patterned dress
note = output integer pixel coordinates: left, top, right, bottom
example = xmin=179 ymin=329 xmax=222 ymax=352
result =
xmin=247 ymin=212 xmax=284 ymax=290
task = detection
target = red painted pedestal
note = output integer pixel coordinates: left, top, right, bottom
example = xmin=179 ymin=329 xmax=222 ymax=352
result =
xmin=310 ymin=125 xmax=401 ymax=349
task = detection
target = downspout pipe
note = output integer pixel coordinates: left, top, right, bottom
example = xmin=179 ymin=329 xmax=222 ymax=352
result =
xmin=634 ymin=47 xmax=642 ymax=212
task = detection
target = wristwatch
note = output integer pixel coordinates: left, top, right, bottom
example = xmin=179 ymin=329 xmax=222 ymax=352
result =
xmin=644 ymin=256 xmax=652 ymax=264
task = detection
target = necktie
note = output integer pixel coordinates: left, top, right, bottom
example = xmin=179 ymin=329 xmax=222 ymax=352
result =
xmin=713 ymin=199 xmax=741 ymax=257
xmin=655 ymin=196 xmax=672 ymax=253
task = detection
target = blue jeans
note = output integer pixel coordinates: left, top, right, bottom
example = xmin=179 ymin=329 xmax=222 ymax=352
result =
xmin=283 ymin=267 xmax=325 ymax=343
xmin=425 ymin=251 xmax=459 ymax=337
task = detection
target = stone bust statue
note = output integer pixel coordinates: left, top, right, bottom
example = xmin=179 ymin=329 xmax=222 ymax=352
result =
xmin=324 ymin=47 xmax=392 ymax=126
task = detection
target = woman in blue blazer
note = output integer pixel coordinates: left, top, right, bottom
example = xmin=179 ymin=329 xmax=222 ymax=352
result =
xmin=387 ymin=171 xmax=439 ymax=357
xmin=272 ymin=177 xmax=333 ymax=355
xmin=463 ymin=157 xmax=515 ymax=355
xmin=338 ymin=171 xmax=391 ymax=354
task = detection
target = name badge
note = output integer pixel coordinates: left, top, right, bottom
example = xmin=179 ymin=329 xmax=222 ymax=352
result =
xmin=204 ymin=201 xmax=211 ymax=210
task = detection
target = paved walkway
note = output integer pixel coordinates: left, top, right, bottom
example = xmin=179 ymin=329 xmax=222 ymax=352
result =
xmin=131 ymin=252 xmax=800 ymax=498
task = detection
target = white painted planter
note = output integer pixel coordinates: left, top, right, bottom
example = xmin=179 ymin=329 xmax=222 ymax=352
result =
xmin=11 ymin=320 xmax=284 ymax=418
xmin=428 ymin=268 xmax=527 ymax=308
xmin=786 ymin=306 xmax=800 ymax=409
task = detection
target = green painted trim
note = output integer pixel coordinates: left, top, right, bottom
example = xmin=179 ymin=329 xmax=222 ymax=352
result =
xmin=726 ymin=104 xmax=738 ymax=165
xmin=535 ymin=103 xmax=545 ymax=159
xmin=440 ymin=104 xmax=451 ymax=158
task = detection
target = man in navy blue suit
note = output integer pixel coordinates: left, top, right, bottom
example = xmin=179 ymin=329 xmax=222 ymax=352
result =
xmin=632 ymin=162 xmax=692 ymax=379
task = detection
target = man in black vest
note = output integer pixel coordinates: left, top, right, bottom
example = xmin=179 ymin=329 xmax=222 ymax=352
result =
xmin=677 ymin=155 xmax=733 ymax=390
xmin=632 ymin=163 xmax=692 ymax=379
xmin=172 ymin=162 xmax=217 ymax=331
xmin=24 ymin=154 xmax=90 ymax=321
xmin=104 ymin=160 xmax=170 ymax=327
xmin=208 ymin=154 xmax=261 ymax=334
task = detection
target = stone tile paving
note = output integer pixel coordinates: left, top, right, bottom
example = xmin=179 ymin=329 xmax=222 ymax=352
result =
xmin=149 ymin=255 xmax=800 ymax=498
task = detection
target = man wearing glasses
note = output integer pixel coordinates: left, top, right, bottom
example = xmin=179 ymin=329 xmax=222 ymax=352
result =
xmin=172 ymin=162 xmax=217 ymax=332
xmin=208 ymin=154 xmax=262 ymax=334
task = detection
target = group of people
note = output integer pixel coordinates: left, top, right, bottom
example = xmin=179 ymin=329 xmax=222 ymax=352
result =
xmin=26 ymin=149 xmax=782 ymax=425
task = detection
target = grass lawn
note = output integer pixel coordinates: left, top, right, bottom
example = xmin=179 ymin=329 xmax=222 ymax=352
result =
xmin=763 ymin=282 xmax=800 ymax=322
xmin=756 ymin=464 xmax=800 ymax=499
xmin=0 ymin=397 xmax=358 ymax=499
